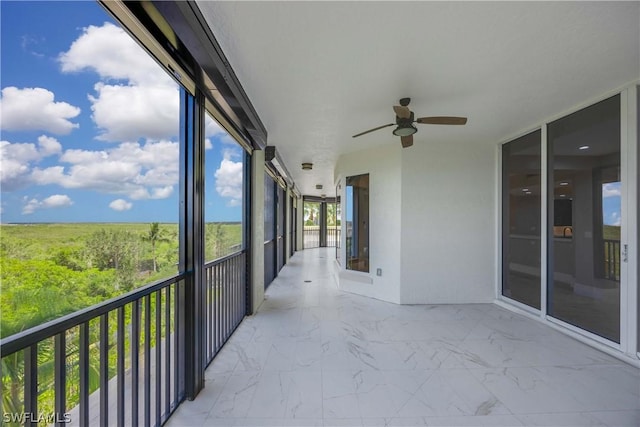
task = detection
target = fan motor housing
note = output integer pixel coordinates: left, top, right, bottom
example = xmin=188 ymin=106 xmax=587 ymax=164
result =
xmin=396 ymin=111 xmax=415 ymax=126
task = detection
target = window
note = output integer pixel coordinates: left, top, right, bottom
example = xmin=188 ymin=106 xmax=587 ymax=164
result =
xmin=0 ymin=0 xmax=180 ymax=336
xmin=0 ymin=0 xmax=181 ymax=418
xmin=345 ymin=174 xmax=369 ymax=272
xmin=204 ymin=112 xmax=245 ymax=261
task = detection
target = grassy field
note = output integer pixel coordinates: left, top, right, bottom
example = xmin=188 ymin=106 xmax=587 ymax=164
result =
xmin=1 ymin=222 xmax=241 ymax=258
xmin=603 ymin=225 xmax=621 ymax=240
xmin=1 ymin=222 xmax=241 ymax=333
xmin=1 ymin=223 xmax=177 ymax=258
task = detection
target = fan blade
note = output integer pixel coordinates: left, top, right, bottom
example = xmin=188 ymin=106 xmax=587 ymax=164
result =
xmin=352 ymin=123 xmax=394 ymax=138
xmin=400 ymin=135 xmax=413 ymax=148
xmin=393 ymin=105 xmax=411 ymax=119
xmin=416 ymin=116 xmax=468 ymax=125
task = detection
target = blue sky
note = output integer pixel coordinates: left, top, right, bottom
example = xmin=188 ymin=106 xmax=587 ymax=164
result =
xmin=1 ymin=1 xmax=244 ymax=223
xmin=602 ymin=182 xmax=621 ymax=227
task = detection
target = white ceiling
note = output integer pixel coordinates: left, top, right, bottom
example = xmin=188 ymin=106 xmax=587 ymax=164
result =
xmin=196 ymin=1 xmax=639 ymax=197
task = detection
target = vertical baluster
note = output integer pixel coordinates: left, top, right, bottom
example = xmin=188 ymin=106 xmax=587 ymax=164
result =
xmin=207 ymin=266 xmax=212 ymax=362
xmin=155 ymin=290 xmax=161 ymax=426
xmin=132 ymin=301 xmax=140 ymax=425
xmin=241 ymin=254 xmax=245 ymax=317
xmin=144 ymin=295 xmax=151 ymax=427
xmin=173 ymin=281 xmax=179 ymax=403
xmin=222 ymin=262 xmax=226 ymax=342
xmin=54 ymin=332 xmax=66 ymax=427
xmin=224 ymin=261 xmax=229 ymax=341
xmin=231 ymin=257 xmax=235 ymax=327
xmin=236 ymin=256 xmax=240 ymax=325
xmin=100 ymin=314 xmax=109 ymax=427
xmin=212 ymin=266 xmax=216 ymax=355
xmin=165 ymin=286 xmax=171 ymax=416
xmin=234 ymin=256 xmax=239 ymax=325
xmin=117 ymin=307 xmax=125 ymax=427
xmin=228 ymin=258 xmax=232 ymax=331
xmin=79 ymin=322 xmax=90 ymax=426
xmin=24 ymin=344 xmax=38 ymax=427
xmin=215 ymin=263 xmax=219 ymax=349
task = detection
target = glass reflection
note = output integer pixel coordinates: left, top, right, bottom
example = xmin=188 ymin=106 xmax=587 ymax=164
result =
xmin=548 ymin=95 xmax=621 ymax=342
xmin=502 ymin=130 xmax=542 ymax=309
xmin=345 ymin=174 xmax=369 ymax=272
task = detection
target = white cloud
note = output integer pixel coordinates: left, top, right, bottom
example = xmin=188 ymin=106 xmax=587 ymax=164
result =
xmin=31 ymin=140 xmax=178 ymax=200
xmin=607 ymin=211 xmax=621 ymax=226
xmin=151 ymin=186 xmax=173 ymax=199
xmin=602 ymin=182 xmax=621 ymax=198
xmin=205 ymin=115 xmax=237 ymax=145
xmin=22 ymin=198 xmax=40 ymax=215
xmin=0 ymin=136 xmax=63 ymax=190
xmin=214 ymin=151 xmax=243 ymax=207
xmin=205 ymin=115 xmax=225 ymax=138
xmin=109 ymin=199 xmax=132 ymax=211
xmin=59 ymin=22 xmax=179 ymax=142
xmin=60 ymin=149 xmax=107 ymax=164
xmin=59 ymin=22 xmax=173 ymax=86
xmin=22 ymin=194 xmax=73 ymax=214
xmin=1 ymin=87 xmax=81 ymax=134
xmin=204 ymin=139 xmax=213 ymax=150
xmin=42 ymin=194 xmax=73 ymax=208
xmin=37 ymin=135 xmax=63 ymax=156
xmin=89 ymin=83 xmax=179 ymax=142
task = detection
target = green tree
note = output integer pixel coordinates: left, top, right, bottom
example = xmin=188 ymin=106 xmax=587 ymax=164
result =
xmin=51 ymin=247 xmax=85 ymax=271
xmin=327 ymin=202 xmax=337 ymax=226
xmin=84 ymin=229 xmax=140 ymax=291
xmin=206 ymin=223 xmax=229 ymax=260
xmin=304 ymin=202 xmax=320 ymax=226
xmin=142 ymin=222 xmax=169 ymax=272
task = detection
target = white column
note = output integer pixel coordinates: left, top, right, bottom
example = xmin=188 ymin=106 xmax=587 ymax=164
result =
xmin=250 ymin=150 xmax=265 ymax=314
xmin=285 ymin=187 xmax=292 ymax=260
xmin=296 ymin=196 xmax=304 ymax=251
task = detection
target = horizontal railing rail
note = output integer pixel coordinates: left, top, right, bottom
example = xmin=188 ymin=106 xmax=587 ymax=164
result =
xmin=1 ymin=274 xmax=185 ymax=357
xmin=303 ymin=227 xmax=340 ymax=249
xmin=1 ymin=273 xmax=187 ymax=427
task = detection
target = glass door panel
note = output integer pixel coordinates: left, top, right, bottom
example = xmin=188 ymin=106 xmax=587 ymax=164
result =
xmin=502 ymin=130 xmax=542 ymax=309
xmin=548 ymin=94 xmax=621 ymax=343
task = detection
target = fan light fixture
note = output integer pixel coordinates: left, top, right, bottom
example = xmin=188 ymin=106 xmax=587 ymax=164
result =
xmin=302 ymin=162 xmax=313 ymax=170
xmin=392 ymin=125 xmax=417 ymax=137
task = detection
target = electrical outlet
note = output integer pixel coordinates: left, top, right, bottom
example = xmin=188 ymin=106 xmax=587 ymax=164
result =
xmin=376 ymin=268 xmax=382 ymax=276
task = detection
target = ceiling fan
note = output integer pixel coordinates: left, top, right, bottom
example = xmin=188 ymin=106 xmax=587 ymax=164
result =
xmin=352 ymin=98 xmax=468 ymax=148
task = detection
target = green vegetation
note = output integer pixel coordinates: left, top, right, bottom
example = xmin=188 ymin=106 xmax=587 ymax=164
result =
xmin=1 ymin=222 xmax=241 ymax=421
xmin=603 ymin=225 xmax=621 ymax=241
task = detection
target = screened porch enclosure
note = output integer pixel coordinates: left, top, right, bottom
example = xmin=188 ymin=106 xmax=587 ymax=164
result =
xmin=303 ymin=197 xmax=340 ymax=249
xmin=1 ymin=1 xmax=639 ymax=427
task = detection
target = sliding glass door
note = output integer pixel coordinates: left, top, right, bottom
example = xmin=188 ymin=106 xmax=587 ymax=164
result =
xmin=502 ymin=130 xmax=542 ymax=309
xmin=547 ymin=94 xmax=622 ymax=343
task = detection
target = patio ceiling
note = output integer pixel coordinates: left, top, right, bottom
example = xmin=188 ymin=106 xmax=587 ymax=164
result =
xmin=195 ymin=1 xmax=639 ymax=197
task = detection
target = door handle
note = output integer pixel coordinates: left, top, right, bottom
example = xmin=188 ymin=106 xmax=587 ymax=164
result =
xmin=622 ymin=244 xmax=628 ymax=263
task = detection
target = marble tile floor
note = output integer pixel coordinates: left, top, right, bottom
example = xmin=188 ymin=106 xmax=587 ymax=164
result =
xmin=167 ymin=248 xmax=639 ymax=427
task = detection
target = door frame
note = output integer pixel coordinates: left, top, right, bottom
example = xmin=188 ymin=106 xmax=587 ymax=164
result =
xmin=497 ymin=82 xmax=638 ymax=362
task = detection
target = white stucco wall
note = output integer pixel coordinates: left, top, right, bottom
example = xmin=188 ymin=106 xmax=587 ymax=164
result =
xmin=400 ymin=138 xmax=495 ymax=304
xmin=335 ymin=144 xmax=402 ymax=304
